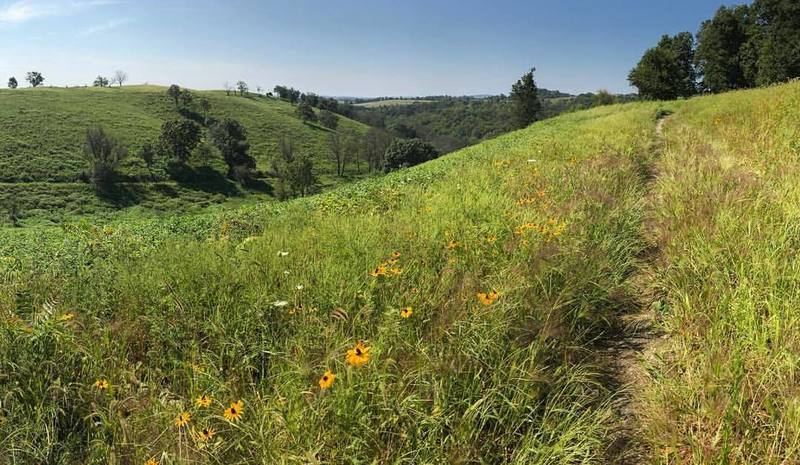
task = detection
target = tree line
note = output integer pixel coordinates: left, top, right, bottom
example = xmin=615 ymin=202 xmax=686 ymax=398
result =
xmin=629 ymin=0 xmax=800 ymax=99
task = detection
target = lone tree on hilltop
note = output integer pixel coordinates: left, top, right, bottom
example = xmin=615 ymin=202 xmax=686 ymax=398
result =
xmin=236 ymin=81 xmax=248 ymax=96
xmin=167 ymin=84 xmax=181 ymax=108
xmin=210 ymin=118 xmax=256 ymax=180
xmin=83 ymin=127 xmax=128 ymax=190
xmin=629 ymin=32 xmax=697 ymax=100
xmin=93 ymin=76 xmax=109 ymax=87
xmin=25 ymin=71 xmax=44 ymax=88
xmin=112 ymin=70 xmax=128 ymax=87
xmin=158 ymin=119 xmax=201 ymax=163
xmin=510 ymin=68 xmax=542 ymax=129
xmin=7 ymin=77 xmax=17 ymax=89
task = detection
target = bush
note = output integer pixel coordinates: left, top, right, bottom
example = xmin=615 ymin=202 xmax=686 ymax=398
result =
xmin=83 ymin=127 xmax=127 ymax=190
xmin=383 ymin=138 xmax=438 ymax=172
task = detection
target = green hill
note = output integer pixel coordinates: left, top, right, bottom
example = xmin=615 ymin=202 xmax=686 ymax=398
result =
xmin=0 ymin=85 xmax=369 ymax=224
xmin=2 ymin=82 xmax=799 ymax=464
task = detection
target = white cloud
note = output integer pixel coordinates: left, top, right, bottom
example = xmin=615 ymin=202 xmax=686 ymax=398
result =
xmin=78 ymin=17 xmax=128 ymax=37
xmin=0 ymin=0 xmax=117 ymax=24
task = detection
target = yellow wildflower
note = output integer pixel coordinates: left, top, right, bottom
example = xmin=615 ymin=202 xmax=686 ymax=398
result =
xmin=476 ymin=290 xmax=500 ymax=306
xmin=446 ymin=240 xmax=459 ymax=250
xmin=58 ymin=312 xmax=75 ymax=321
xmin=144 ymin=458 xmax=158 ymax=465
xmin=223 ymin=400 xmax=244 ymax=422
xmin=400 ymin=307 xmax=413 ymax=318
xmin=370 ymin=265 xmax=388 ymax=277
xmin=195 ymin=394 xmax=212 ymax=408
xmin=93 ymin=379 xmax=109 ymax=391
xmin=318 ymin=370 xmax=336 ymax=389
xmin=195 ymin=426 xmax=216 ymax=442
xmin=346 ymin=341 xmax=371 ymax=367
xmin=174 ymin=411 xmax=191 ymax=428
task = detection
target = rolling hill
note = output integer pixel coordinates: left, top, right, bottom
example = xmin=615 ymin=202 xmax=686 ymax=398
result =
xmin=2 ymin=81 xmax=799 ymax=464
xmin=0 ymin=85 xmax=369 ymax=225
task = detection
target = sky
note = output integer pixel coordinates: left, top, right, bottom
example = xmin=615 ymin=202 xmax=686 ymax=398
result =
xmin=0 ymin=0 xmax=750 ymax=96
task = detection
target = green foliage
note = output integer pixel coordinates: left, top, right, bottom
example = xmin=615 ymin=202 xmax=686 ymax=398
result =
xmin=93 ymin=75 xmax=110 ymax=87
xmin=236 ymin=81 xmax=248 ymax=96
xmin=158 ymin=119 xmax=201 ymax=163
xmin=83 ymin=127 xmax=128 ymax=190
xmin=318 ymin=109 xmax=339 ymax=130
xmin=7 ymin=77 xmax=17 ymax=89
xmin=594 ymin=89 xmax=616 ymax=106
xmin=695 ymin=5 xmax=754 ymax=92
xmin=296 ymin=101 xmax=317 ymax=122
xmin=510 ymin=68 xmax=542 ymax=128
xmin=749 ymin=0 xmax=800 ymax=85
xmin=383 ymin=138 xmax=438 ymax=172
xmin=167 ymin=84 xmax=181 ymax=108
xmin=629 ymin=32 xmax=697 ymax=100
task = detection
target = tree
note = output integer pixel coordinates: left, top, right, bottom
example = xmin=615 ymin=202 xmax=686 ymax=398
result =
xmin=383 ymin=138 xmax=438 ymax=172
xmin=271 ymin=137 xmax=317 ymax=198
xmin=594 ymin=89 xmax=616 ymax=106
xmin=158 ymin=119 xmax=201 ymax=163
xmin=345 ymin=130 xmax=363 ymax=173
xmin=629 ymin=33 xmax=697 ymax=100
xmin=199 ymin=97 xmax=211 ymax=117
xmin=210 ymin=118 xmax=256 ymax=180
xmin=328 ymin=133 xmax=347 ymax=176
xmin=93 ymin=76 xmax=110 ymax=87
xmin=179 ymin=89 xmax=194 ymax=108
xmin=224 ymin=82 xmax=233 ymax=96
xmin=112 ymin=70 xmax=128 ymax=87
xmin=749 ymin=0 xmax=800 ymax=85
xmin=193 ymin=139 xmax=218 ymax=167
xmin=236 ymin=81 xmax=248 ymax=96
xmin=363 ymin=127 xmax=393 ymax=172
xmin=167 ymin=84 xmax=181 ymax=108
xmin=83 ymin=127 xmax=128 ymax=190
xmin=138 ymin=143 xmax=156 ymax=179
xmin=296 ymin=102 xmax=317 ymax=122
xmin=319 ymin=110 xmax=339 ymax=130
xmin=510 ymin=68 xmax=542 ymax=128
xmin=273 ymin=85 xmax=289 ymax=100
xmin=7 ymin=77 xmax=17 ymax=89
xmin=25 ymin=71 xmax=44 ymax=88
xmin=695 ymin=5 xmax=754 ymax=92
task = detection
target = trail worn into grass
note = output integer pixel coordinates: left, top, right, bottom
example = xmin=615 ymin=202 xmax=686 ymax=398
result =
xmin=600 ymin=114 xmax=672 ymax=464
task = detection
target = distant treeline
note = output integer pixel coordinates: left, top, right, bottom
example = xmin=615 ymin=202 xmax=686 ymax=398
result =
xmin=629 ymin=0 xmax=800 ymax=99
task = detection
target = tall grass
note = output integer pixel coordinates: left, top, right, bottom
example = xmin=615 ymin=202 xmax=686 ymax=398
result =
xmin=639 ymin=81 xmax=800 ymax=463
xmin=0 ymin=102 xmax=663 ymax=464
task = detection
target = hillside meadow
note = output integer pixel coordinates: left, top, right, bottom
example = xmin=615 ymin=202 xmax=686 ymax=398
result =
xmin=2 ymin=81 xmax=800 ymax=464
xmin=0 ymin=85 xmax=369 ymax=225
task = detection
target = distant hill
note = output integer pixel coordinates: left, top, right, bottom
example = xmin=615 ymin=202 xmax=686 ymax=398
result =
xmin=0 ymin=85 xmax=369 ymax=224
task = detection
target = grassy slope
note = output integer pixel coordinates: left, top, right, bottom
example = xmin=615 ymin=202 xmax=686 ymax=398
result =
xmin=0 ymin=85 xmax=368 ymax=224
xmin=0 ymin=100 xmax=664 ymax=463
xmin=639 ymin=81 xmax=800 ymax=463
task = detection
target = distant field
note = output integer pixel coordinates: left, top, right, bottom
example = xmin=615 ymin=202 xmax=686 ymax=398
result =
xmin=0 ymin=85 xmax=369 ymax=225
xmin=354 ymin=99 xmax=434 ymax=108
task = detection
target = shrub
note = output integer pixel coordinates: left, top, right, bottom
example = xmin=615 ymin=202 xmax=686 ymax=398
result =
xmin=383 ymin=138 xmax=438 ymax=172
xmin=83 ymin=127 xmax=128 ymax=190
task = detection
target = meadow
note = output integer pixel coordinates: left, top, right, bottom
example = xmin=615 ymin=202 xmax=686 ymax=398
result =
xmin=0 ymin=86 xmax=368 ymax=225
xmin=2 ymin=81 xmax=799 ymax=464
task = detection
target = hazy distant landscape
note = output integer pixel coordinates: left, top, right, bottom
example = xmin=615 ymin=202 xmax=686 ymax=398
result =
xmin=2 ymin=1 xmax=800 ymax=464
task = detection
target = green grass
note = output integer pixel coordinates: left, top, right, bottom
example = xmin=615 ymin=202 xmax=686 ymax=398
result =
xmin=3 ymin=81 xmax=799 ymax=464
xmin=0 ymin=85 xmax=369 ymax=225
xmin=0 ymin=98 xmax=665 ymax=463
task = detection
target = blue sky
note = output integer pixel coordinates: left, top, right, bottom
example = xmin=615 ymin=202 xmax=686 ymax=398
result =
xmin=0 ymin=0 xmax=749 ymax=96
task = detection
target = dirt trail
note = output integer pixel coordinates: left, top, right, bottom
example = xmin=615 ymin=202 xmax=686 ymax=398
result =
xmin=600 ymin=114 xmax=671 ymax=464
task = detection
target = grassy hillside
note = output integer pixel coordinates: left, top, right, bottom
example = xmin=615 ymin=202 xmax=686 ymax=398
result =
xmin=2 ymin=82 xmax=799 ymax=464
xmin=0 ymin=85 xmax=368 ymax=224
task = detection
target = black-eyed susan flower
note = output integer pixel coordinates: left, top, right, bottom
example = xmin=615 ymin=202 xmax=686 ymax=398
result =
xmin=223 ymin=400 xmax=244 ymax=422
xmin=144 ymin=458 xmax=158 ymax=465
xmin=346 ymin=341 xmax=370 ymax=367
xmin=318 ymin=370 xmax=336 ymax=389
xmin=370 ymin=265 xmax=388 ymax=277
xmin=195 ymin=426 xmax=216 ymax=442
xmin=195 ymin=394 xmax=212 ymax=408
xmin=93 ymin=379 xmax=109 ymax=391
xmin=58 ymin=312 xmax=75 ymax=322
xmin=400 ymin=307 xmax=413 ymax=318
xmin=391 ymin=251 xmax=401 ymax=259
xmin=486 ymin=235 xmax=497 ymax=245
xmin=174 ymin=411 xmax=191 ymax=428
xmin=476 ymin=290 xmax=500 ymax=306
xmin=389 ymin=267 xmax=403 ymax=276
xmin=446 ymin=240 xmax=460 ymax=250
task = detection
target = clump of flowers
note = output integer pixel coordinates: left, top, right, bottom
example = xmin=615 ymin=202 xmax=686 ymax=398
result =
xmin=318 ymin=370 xmax=336 ymax=389
xmin=223 ymin=400 xmax=244 ymax=422
xmin=346 ymin=341 xmax=371 ymax=367
xmin=400 ymin=307 xmax=413 ymax=318
xmin=476 ymin=290 xmax=500 ymax=306
xmin=174 ymin=411 xmax=191 ymax=428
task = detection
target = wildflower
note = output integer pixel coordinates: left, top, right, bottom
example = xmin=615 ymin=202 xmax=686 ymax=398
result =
xmin=93 ymin=379 xmax=109 ymax=391
xmin=174 ymin=411 xmax=191 ymax=428
xmin=296 ymin=284 xmax=304 ymax=290
xmin=370 ymin=265 xmax=388 ymax=277
xmin=446 ymin=240 xmax=459 ymax=250
xmin=278 ymin=251 xmax=289 ymax=257
xmin=318 ymin=370 xmax=336 ymax=389
xmin=391 ymin=251 xmax=401 ymax=259
xmin=195 ymin=426 xmax=216 ymax=442
xmin=537 ymin=190 xmax=546 ymax=198
xmin=400 ymin=307 xmax=413 ymax=318
xmin=273 ymin=300 xmax=289 ymax=307
xmin=223 ymin=400 xmax=244 ymax=422
xmin=58 ymin=312 xmax=75 ymax=321
xmin=195 ymin=394 xmax=212 ymax=408
xmin=476 ymin=290 xmax=500 ymax=306
xmin=389 ymin=267 xmax=403 ymax=276
xmin=144 ymin=458 xmax=158 ymax=465
xmin=486 ymin=235 xmax=497 ymax=245
xmin=346 ymin=341 xmax=371 ymax=367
